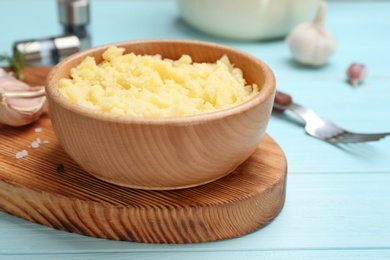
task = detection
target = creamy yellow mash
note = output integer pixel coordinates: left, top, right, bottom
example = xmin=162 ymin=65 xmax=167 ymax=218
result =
xmin=58 ymin=46 xmax=259 ymax=117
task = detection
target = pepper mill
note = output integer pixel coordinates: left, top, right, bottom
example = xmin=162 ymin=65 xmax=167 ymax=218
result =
xmin=58 ymin=0 xmax=91 ymax=51
xmin=13 ymin=35 xmax=80 ymax=65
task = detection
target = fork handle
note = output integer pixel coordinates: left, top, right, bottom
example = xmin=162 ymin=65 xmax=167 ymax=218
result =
xmin=273 ymin=91 xmax=293 ymax=112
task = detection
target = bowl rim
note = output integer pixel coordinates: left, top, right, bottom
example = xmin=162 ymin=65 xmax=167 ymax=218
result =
xmin=45 ymin=39 xmax=276 ymax=125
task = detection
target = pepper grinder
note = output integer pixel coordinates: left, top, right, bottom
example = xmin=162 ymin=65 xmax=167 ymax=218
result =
xmin=13 ymin=35 xmax=80 ymax=65
xmin=13 ymin=0 xmax=91 ymax=65
xmin=58 ymin=0 xmax=91 ymax=51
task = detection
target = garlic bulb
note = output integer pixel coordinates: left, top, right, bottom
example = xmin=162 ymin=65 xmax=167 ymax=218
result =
xmin=286 ymin=1 xmax=336 ymax=66
xmin=0 ymin=69 xmax=46 ymax=127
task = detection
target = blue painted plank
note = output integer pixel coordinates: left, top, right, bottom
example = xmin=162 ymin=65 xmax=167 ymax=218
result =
xmin=1 ymin=250 xmax=390 ymax=260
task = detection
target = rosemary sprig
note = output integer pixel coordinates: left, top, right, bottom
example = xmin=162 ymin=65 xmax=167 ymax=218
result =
xmin=0 ymin=49 xmax=26 ymax=81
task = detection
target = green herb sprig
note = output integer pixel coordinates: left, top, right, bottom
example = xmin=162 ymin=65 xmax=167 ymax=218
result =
xmin=0 ymin=49 xmax=26 ymax=81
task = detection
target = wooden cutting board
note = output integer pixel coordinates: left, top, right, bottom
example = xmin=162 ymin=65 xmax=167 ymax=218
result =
xmin=0 ymin=66 xmax=287 ymax=244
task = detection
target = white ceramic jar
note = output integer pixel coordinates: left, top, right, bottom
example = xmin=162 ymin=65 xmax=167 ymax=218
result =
xmin=177 ymin=0 xmax=321 ymax=40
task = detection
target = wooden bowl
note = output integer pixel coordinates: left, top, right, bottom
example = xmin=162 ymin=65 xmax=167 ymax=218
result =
xmin=45 ymin=39 xmax=276 ymax=190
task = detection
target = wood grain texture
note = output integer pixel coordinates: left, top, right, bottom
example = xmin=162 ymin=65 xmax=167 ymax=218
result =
xmin=0 ymin=117 xmax=287 ymax=243
xmin=0 ymin=66 xmax=286 ymax=243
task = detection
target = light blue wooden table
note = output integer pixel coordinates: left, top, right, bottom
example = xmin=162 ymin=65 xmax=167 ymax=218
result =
xmin=1 ymin=0 xmax=390 ymax=259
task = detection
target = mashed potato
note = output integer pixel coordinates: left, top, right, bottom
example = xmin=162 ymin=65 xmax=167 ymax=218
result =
xmin=58 ymin=46 xmax=259 ymax=117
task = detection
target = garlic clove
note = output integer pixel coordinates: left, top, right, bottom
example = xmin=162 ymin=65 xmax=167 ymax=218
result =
xmin=0 ymin=100 xmax=45 ymax=127
xmin=0 ymin=69 xmax=46 ymax=127
xmin=286 ymin=1 xmax=336 ymax=67
xmin=346 ymin=63 xmax=367 ymax=87
xmin=7 ymin=96 xmax=45 ymax=114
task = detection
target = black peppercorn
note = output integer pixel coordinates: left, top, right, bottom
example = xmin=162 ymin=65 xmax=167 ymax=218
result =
xmin=56 ymin=164 xmax=65 ymax=173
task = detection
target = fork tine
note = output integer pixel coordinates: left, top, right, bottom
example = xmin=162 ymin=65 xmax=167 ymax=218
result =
xmin=353 ymin=131 xmax=387 ymax=136
xmin=326 ymin=132 xmax=390 ymax=143
xmin=338 ymin=137 xmax=383 ymax=143
xmin=327 ymin=137 xmax=380 ymax=143
xmin=348 ymin=132 xmax=388 ymax=138
xmin=344 ymin=132 xmax=390 ymax=140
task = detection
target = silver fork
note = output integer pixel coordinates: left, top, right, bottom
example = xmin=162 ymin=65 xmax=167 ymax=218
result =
xmin=273 ymin=91 xmax=390 ymax=143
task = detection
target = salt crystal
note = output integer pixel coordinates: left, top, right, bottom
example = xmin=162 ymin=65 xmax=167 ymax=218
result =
xmin=16 ymin=150 xmax=28 ymax=159
xmin=43 ymin=140 xmax=50 ymax=144
xmin=31 ymin=141 xmax=40 ymax=148
xmin=36 ymin=138 xmax=41 ymax=144
xmin=35 ymin=128 xmax=42 ymax=133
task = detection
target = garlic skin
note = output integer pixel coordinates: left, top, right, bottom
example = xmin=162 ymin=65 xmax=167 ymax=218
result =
xmin=0 ymin=69 xmax=46 ymax=127
xmin=286 ymin=1 xmax=336 ymax=67
xmin=346 ymin=63 xmax=367 ymax=87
